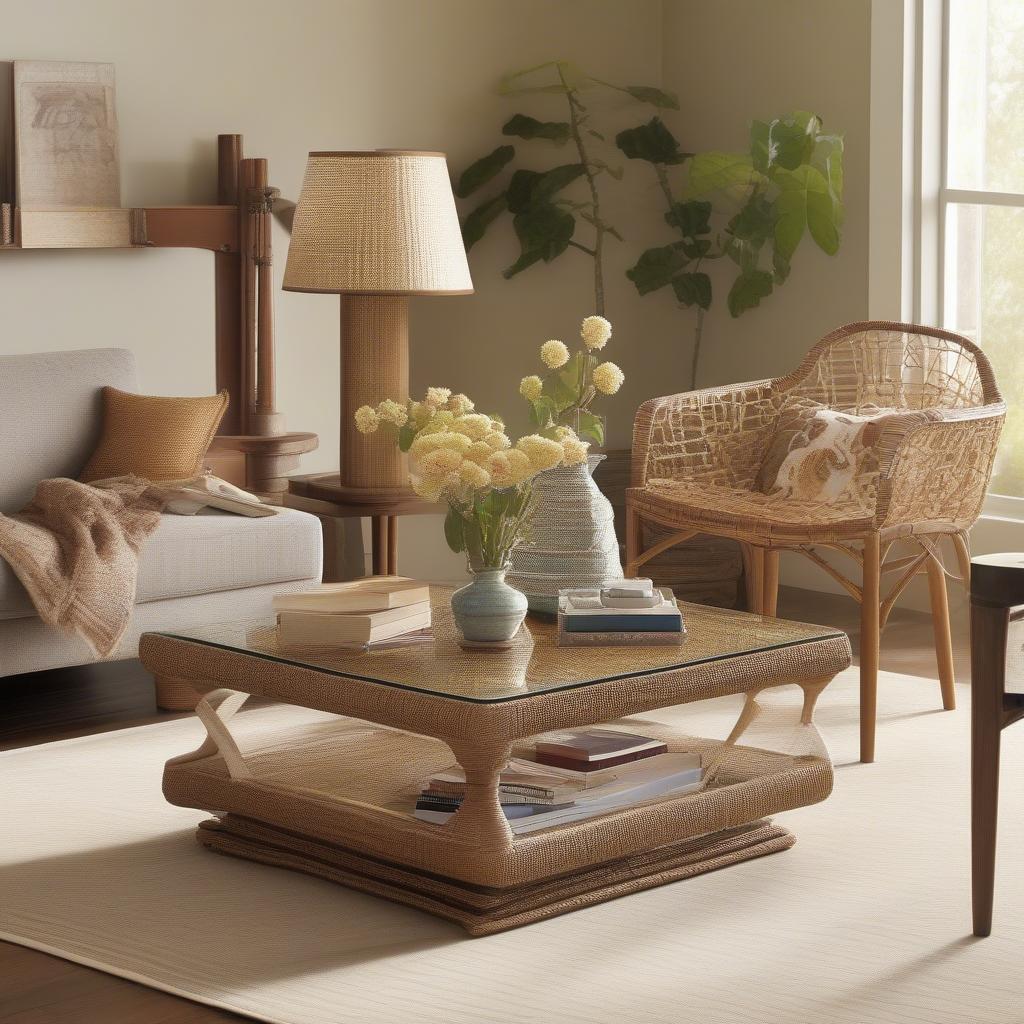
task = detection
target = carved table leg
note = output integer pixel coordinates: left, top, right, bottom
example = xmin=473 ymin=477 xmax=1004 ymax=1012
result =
xmin=443 ymin=741 xmax=514 ymax=849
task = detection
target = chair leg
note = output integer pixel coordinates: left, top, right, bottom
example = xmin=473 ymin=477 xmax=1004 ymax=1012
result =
xmin=625 ymin=504 xmax=642 ymax=578
xmin=762 ymin=548 xmax=780 ymax=617
xmin=860 ymin=533 xmax=881 ymax=763
xmin=926 ymin=552 xmax=957 ymax=711
xmin=745 ymin=546 xmax=766 ymax=615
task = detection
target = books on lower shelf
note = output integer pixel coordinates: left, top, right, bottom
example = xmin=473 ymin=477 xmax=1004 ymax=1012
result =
xmin=274 ymin=576 xmax=432 ymax=651
xmin=415 ymin=735 xmax=703 ymax=835
xmin=534 ymin=728 xmax=668 ymax=771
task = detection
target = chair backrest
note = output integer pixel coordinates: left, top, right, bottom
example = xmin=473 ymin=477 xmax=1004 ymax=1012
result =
xmin=780 ymin=321 xmax=1001 ymax=412
xmin=0 ymin=348 xmax=138 ymax=513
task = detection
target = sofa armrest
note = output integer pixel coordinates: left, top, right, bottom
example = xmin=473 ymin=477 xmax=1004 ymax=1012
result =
xmin=631 ymin=380 xmax=778 ymax=489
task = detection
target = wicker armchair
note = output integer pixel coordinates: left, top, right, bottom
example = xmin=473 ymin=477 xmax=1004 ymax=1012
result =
xmin=625 ymin=321 xmax=1005 ymax=762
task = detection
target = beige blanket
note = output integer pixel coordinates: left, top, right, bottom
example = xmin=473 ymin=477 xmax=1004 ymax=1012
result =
xmin=0 ymin=477 xmax=169 ymax=657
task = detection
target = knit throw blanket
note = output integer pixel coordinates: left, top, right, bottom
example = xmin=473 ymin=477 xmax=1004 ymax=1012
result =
xmin=0 ymin=477 xmax=169 ymax=658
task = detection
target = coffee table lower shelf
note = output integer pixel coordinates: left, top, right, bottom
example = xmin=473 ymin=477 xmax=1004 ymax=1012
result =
xmin=198 ymin=814 xmax=793 ymax=936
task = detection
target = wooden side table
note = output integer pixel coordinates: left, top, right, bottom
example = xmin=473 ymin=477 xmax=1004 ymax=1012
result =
xmin=285 ymin=472 xmax=437 ymax=577
xmin=970 ymin=553 xmax=1024 ymax=936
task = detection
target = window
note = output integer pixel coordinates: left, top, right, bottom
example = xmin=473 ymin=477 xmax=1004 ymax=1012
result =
xmin=942 ymin=0 xmax=1024 ymax=498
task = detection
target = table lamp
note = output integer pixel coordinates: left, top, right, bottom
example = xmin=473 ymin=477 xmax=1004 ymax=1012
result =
xmin=283 ymin=150 xmax=473 ymax=500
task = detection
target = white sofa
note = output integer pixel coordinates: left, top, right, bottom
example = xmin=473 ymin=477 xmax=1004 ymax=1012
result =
xmin=0 ymin=348 xmax=322 ymax=706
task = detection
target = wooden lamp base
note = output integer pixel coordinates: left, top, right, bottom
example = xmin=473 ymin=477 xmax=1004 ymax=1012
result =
xmin=338 ymin=293 xmax=415 ymax=502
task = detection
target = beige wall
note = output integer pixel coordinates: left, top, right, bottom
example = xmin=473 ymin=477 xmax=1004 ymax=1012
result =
xmin=1 ymin=0 xmax=873 ymax=585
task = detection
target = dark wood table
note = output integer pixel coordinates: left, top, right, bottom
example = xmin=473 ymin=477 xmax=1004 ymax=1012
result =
xmin=970 ymin=552 xmax=1024 ymax=936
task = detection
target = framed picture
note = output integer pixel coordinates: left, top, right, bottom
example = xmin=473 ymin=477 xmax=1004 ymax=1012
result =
xmin=13 ymin=59 xmax=121 ymax=209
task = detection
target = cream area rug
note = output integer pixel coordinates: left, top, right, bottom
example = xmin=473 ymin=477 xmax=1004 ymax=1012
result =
xmin=2 ymin=667 xmax=1023 ymax=1024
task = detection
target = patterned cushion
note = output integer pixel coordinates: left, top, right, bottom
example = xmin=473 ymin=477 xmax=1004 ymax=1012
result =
xmin=80 ymin=387 xmax=228 ymax=484
xmin=755 ymin=398 xmax=893 ymax=503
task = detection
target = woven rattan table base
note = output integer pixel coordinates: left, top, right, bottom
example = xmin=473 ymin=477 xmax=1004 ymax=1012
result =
xmin=198 ymin=814 xmax=793 ymax=936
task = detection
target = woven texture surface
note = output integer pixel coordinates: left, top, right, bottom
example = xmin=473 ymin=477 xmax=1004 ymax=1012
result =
xmin=629 ymin=322 xmax=1005 ymax=545
xmin=80 ymin=386 xmax=228 ymax=484
xmin=283 ymin=151 xmax=472 ymax=294
xmin=3 ymin=668 xmax=1024 ymax=1024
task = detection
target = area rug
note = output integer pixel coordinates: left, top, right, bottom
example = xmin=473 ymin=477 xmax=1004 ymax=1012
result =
xmin=2 ymin=666 xmax=1023 ymax=1024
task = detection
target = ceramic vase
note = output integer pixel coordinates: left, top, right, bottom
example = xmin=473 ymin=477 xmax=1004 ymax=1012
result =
xmin=506 ymin=454 xmax=624 ymax=614
xmin=450 ymin=565 xmax=529 ymax=646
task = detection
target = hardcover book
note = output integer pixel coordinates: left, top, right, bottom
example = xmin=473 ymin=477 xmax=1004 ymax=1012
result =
xmin=273 ymin=577 xmax=430 ymax=615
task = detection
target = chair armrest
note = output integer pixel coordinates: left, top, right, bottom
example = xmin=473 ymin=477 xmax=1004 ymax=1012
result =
xmin=631 ymin=380 xmax=778 ymax=489
xmin=873 ymin=403 xmax=1006 ymax=531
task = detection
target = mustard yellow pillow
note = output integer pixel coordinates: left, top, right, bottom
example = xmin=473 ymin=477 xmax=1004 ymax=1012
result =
xmin=80 ymin=387 xmax=229 ymax=484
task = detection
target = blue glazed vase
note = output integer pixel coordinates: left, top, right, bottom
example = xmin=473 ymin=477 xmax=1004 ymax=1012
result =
xmin=450 ymin=564 xmax=528 ymax=645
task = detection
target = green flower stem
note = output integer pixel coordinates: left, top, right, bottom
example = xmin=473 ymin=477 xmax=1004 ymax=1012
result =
xmin=559 ymin=64 xmax=606 ymax=316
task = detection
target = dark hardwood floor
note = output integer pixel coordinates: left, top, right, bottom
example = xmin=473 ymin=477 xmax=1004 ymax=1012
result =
xmin=0 ymin=660 xmax=249 ymax=1023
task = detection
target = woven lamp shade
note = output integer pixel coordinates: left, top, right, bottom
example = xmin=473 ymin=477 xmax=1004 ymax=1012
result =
xmin=283 ymin=151 xmax=473 ymax=295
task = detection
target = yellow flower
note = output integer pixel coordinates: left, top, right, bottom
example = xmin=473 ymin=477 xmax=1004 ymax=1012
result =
xmin=554 ymin=425 xmax=575 ymax=440
xmin=411 ymin=474 xmax=444 ymax=502
xmin=486 ymin=451 xmax=513 ymax=487
xmin=466 ymin=440 xmax=494 ymax=464
xmin=447 ymin=392 xmax=475 ymax=415
xmin=425 ymin=386 xmax=452 ymax=408
xmin=459 ymin=459 xmax=491 ymax=488
xmin=375 ymin=398 xmax=408 ymax=427
xmin=592 ymin=361 xmax=624 ymax=395
xmin=540 ymin=339 xmax=570 ymax=369
xmin=450 ymin=413 xmax=493 ymax=441
xmin=409 ymin=430 xmax=471 ymax=459
xmin=354 ymin=405 xmax=379 ymax=433
xmin=418 ymin=447 xmax=464 ymax=477
xmin=561 ymin=436 xmax=590 ymax=465
xmin=516 ymin=434 xmax=563 ymax=472
xmin=484 ymin=430 xmax=511 ymax=451
xmin=409 ymin=401 xmax=433 ymax=427
xmin=506 ymin=449 xmax=535 ymax=484
xmin=580 ymin=315 xmax=612 ymax=350
xmin=418 ymin=410 xmax=455 ymax=434
xmin=519 ymin=375 xmax=543 ymax=401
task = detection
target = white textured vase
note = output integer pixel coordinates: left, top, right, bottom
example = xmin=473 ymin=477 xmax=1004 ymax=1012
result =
xmin=507 ymin=454 xmax=624 ymax=614
xmin=450 ymin=565 xmax=529 ymax=645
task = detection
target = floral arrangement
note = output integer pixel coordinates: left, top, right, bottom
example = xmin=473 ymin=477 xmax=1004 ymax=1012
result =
xmin=355 ymin=388 xmax=589 ymax=569
xmin=519 ymin=315 xmax=623 ymax=445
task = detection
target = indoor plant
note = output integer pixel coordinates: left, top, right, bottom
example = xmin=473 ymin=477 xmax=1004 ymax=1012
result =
xmin=506 ymin=316 xmax=625 ymax=613
xmin=355 ymin=388 xmax=588 ymax=643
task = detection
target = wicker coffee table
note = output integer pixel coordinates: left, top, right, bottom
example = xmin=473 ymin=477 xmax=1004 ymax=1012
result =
xmin=140 ymin=589 xmax=850 ymax=935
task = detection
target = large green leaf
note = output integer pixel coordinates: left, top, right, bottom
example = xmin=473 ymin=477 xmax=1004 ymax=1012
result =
xmin=626 ymin=243 xmax=689 ymax=294
xmin=727 ymin=269 xmax=774 ymax=317
xmin=772 ymin=244 xmax=791 ymax=284
xmin=504 ymin=203 xmax=575 ymax=277
xmin=529 ymin=396 xmax=558 ymax=428
xmin=812 ymin=133 xmax=845 ymax=203
xmin=672 ymin=271 xmax=712 ymax=310
xmin=455 ymin=145 xmax=514 ymax=198
xmin=502 ymin=114 xmax=571 ymax=145
xmin=576 ymin=410 xmax=605 ymax=445
xmin=727 ymin=193 xmax=775 ymax=246
xmin=397 ymin=421 xmax=417 ymax=452
xmin=506 ymin=164 xmax=586 ymax=213
xmin=615 ymin=117 xmax=688 ymax=165
xmin=461 ymin=193 xmax=506 ymax=251
xmin=772 ymin=165 xmax=840 ymax=258
xmin=542 ymin=366 xmax=579 ymax=410
xmin=767 ymin=116 xmax=817 ymax=171
xmin=687 ymin=152 xmax=767 ymax=201
xmin=444 ymin=507 xmax=466 ymax=553
xmin=665 ymin=199 xmax=712 ymax=237
xmin=622 ymin=85 xmax=680 ymax=109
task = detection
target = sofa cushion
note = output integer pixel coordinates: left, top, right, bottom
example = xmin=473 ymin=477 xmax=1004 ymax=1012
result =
xmin=0 ymin=507 xmax=322 ymax=622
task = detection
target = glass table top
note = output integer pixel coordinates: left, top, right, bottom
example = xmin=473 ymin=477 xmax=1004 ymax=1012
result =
xmin=156 ymin=587 xmax=847 ymax=704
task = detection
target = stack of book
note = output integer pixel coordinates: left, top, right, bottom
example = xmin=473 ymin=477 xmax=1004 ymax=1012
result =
xmin=414 ymin=729 xmax=702 ymax=834
xmin=557 ymin=579 xmax=685 ymax=647
xmin=273 ymin=576 xmax=431 ymax=651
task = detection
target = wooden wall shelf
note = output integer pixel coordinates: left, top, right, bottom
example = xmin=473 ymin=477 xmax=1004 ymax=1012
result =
xmin=2 ymin=134 xmax=318 ymax=502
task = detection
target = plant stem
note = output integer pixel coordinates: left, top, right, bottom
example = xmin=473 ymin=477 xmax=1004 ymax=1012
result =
xmin=655 ymin=163 xmax=705 ymax=390
xmin=691 ymin=307 xmax=705 ymax=392
xmin=560 ymin=65 xmax=605 ymax=316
